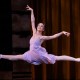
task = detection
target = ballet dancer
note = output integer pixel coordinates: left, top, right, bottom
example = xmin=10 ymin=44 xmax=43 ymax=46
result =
xmin=0 ymin=5 xmax=80 ymax=65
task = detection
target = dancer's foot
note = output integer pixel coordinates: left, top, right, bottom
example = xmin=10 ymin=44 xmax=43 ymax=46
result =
xmin=76 ymin=58 xmax=80 ymax=62
xmin=0 ymin=54 xmax=2 ymax=59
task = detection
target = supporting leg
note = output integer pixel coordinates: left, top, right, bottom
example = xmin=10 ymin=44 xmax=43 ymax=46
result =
xmin=0 ymin=54 xmax=24 ymax=61
xmin=55 ymin=55 xmax=80 ymax=62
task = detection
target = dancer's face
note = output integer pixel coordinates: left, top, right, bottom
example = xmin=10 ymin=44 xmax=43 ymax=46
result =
xmin=37 ymin=23 xmax=45 ymax=32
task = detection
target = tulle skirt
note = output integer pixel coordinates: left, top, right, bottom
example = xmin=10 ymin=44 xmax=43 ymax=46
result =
xmin=23 ymin=47 xmax=56 ymax=65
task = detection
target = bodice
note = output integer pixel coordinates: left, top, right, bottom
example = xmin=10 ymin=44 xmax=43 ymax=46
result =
xmin=29 ymin=37 xmax=42 ymax=50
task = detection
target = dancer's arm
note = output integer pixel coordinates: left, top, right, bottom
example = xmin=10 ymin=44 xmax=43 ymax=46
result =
xmin=40 ymin=31 xmax=70 ymax=40
xmin=26 ymin=5 xmax=36 ymax=34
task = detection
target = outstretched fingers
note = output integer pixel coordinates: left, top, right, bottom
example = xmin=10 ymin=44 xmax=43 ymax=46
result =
xmin=62 ymin=31 xmax=70 ymax=37
xmin=66 ymin=32 xmax=70 ymax=37
xmin=26 ymin=5 xmax=29 ymax=9
xmin=26 ymin=5 xmax=33 ymax=11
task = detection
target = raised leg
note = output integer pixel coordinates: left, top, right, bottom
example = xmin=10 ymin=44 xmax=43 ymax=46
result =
xmin=55 ymin=55 xmax=80 ymax=62
xmin=0 ymin=54 xmax=24 ymax=61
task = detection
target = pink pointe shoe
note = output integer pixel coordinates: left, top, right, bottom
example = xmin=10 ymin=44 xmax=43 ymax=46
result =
xmin=76 ymin=58 xmax=80 ymax=62
xmin=0 ymin=54 xmax=2 ymax=59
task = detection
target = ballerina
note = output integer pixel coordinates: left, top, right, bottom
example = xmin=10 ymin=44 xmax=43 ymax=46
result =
xmin=0 ymin=5 xmax=80 ymax=65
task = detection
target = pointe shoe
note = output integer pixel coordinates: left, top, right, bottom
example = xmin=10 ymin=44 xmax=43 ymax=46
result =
xmin=76 ymin=58 xmax=80 ymax=62
xmin=0 ymin=54 xmax=2 ymax=59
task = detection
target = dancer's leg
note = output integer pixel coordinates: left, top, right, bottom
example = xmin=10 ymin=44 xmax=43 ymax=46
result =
xmin=55 ymin=55 xmax=80 ymax=62
xmin=0 ymin=54 xmax=24 ymax=61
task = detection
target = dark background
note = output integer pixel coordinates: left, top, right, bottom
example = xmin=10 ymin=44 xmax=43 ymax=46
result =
xmin=0 ymin=0 xmax=12 ymax=71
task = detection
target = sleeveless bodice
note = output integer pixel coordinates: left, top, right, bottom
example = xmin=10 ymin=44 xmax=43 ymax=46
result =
xmin=29 ymin=37 xmax=42 ymax=50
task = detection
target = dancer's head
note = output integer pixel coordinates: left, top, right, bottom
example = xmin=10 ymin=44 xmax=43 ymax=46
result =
xmin=37 ymin=23 xmax=45 ymax=32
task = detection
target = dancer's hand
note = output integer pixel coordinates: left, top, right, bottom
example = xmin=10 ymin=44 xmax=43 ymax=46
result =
xmin=26 ymin=5 xmax=33 ymax=11
xmin=62 ymin=31 xmax=70 ymax=37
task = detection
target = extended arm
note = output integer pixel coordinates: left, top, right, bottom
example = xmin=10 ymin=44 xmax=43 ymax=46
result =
xmin=26 ymin=5 xmax=36 ymax=34
xmin=40 ymin=31 xmax=70 ymax=40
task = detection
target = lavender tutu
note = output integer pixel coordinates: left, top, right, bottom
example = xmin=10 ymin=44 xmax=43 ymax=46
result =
xmin=23 ymin=37 xmax=56 ymax=65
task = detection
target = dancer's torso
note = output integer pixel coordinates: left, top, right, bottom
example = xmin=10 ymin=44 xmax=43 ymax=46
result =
xmin=29 ymin=36 xmax=43 ymax=50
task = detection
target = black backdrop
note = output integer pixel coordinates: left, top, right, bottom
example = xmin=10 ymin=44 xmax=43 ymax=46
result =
xmin=0 ymin=0 xmax=12 ymax=71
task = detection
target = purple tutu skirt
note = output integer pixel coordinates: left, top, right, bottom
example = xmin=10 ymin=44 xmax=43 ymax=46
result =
xmin=23 ymin=47 xmax=56 ymax=65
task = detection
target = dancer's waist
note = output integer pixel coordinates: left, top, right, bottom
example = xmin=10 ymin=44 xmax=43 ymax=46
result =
xmin=30 ymin=45 xmax=40 ymax=50
xmin=30 ymin=45 xmax=46 ymax=52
